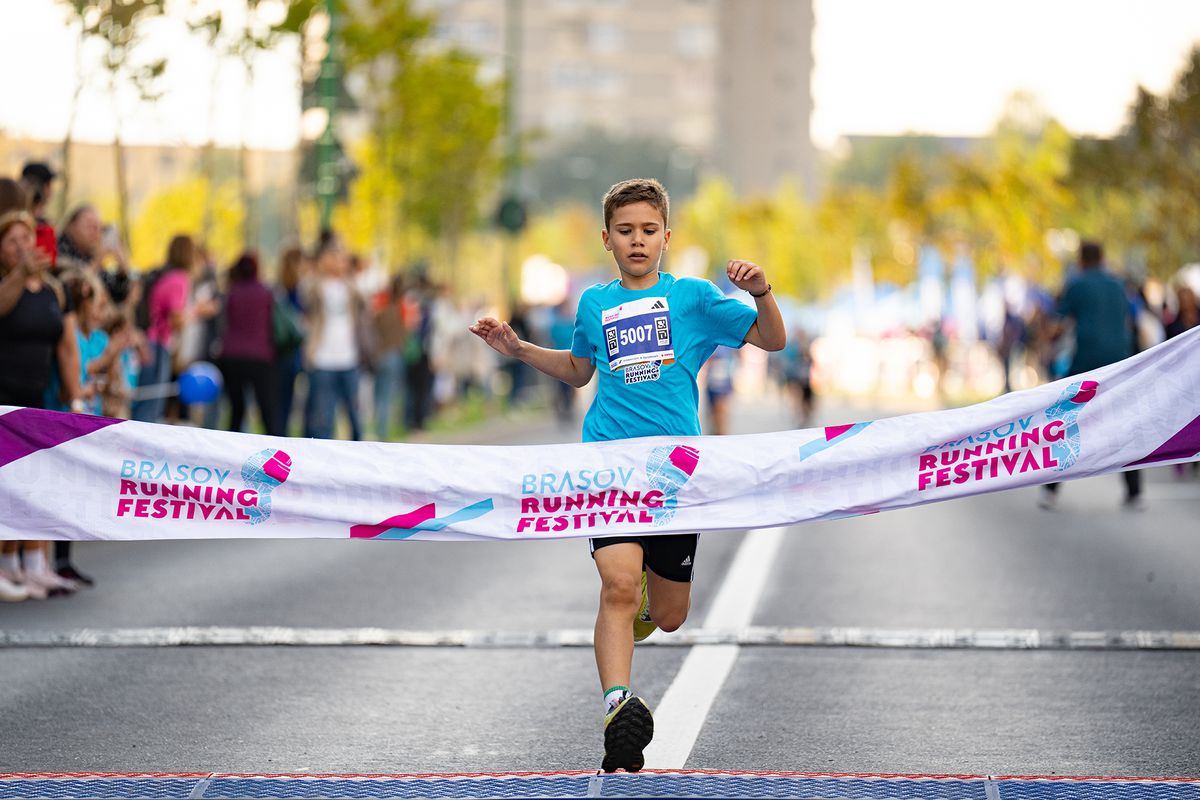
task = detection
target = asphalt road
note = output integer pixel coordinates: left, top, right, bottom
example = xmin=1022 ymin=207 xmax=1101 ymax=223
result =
xmin=2 ymin=390 xmax=1198 ymax=777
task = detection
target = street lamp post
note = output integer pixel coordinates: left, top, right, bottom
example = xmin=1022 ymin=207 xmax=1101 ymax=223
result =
xmin=498 ymin=0 xmax=525 ymax=311
xmin=316 ymin=0 xmax=339 ymax=231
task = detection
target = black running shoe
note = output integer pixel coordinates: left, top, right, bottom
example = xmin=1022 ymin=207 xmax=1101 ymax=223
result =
xmin=57 ymin=565 xmax=94 ymax=588
xmin=601 ymin=696 xmax=653 ymax=773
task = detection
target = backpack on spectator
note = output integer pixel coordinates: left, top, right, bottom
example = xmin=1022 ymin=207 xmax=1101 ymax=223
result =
xmin=134 ymin=266 xmax=164 ymax=331
xmin=272 ymin=288 xmax=307 ymax=353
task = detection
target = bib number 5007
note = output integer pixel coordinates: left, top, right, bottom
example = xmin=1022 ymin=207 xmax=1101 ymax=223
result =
xmin=617 ymin=318 xmax=670 ymax=348
xmin=619 ymin=324 xmax=653 ymax=347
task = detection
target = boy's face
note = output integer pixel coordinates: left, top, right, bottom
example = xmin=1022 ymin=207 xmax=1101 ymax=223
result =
xmin=602 ymin=201 xmax=670 ymax=283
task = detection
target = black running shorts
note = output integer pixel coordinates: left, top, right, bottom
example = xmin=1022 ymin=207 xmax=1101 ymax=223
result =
xmin=589 ymin=534 xmax=698 ymax=583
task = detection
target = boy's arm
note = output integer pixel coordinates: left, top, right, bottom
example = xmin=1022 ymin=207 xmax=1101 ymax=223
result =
xmin=727 ymin=259 xmax=786 ymax=351
xmin=469 ymin=317 xmax=596 ymax=388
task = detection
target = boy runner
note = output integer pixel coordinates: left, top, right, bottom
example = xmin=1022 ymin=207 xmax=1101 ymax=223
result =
xmin=469 ymin=178 xmax=785 ymax=772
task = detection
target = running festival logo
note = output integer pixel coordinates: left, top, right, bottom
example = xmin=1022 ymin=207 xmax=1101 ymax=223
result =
xmin=516 ymin=444 xmax=700 ymax=534
xmin=916 ymin=380 xmax=1098 ymax=491
xmin=116 ymin=449 xmax=293 ymax=525
xmin=603 ymin=297 xmax=674 ymax=385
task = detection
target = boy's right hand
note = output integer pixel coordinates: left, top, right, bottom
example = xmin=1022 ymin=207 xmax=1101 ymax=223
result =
xmin=469 ymin=317 xmax=522 ymax=357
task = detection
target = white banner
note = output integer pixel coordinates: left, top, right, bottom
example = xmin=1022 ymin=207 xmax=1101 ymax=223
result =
xmin=2 ymin=327 xmax=1198 ymax=542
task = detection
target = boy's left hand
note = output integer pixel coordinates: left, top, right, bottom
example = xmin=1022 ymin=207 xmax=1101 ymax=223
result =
xmin=727 ymin=259 xmax=768 ymax=296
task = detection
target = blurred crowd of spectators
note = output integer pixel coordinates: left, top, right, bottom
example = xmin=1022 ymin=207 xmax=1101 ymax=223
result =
xmin=993 ymin=263 xmax=1199 ymax=393
xmin=0 ymin=161 xmax=553 ymax=604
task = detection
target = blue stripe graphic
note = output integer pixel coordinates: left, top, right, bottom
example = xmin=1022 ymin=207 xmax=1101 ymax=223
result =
xmin=798 ymin=422 xmax=872 ymax=462
xmin=372 ymin=499 xmax=495 ymax=540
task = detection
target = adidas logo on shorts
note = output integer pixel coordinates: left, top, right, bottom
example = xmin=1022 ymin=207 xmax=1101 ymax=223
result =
xmin=681 ymin=556 xmax=692 ymax=567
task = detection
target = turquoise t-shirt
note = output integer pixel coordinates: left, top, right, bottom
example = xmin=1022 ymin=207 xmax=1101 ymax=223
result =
xmin=571 ymin=272 xmax=758 ymax=443
xmin=45 ymin=328 xmax=109 ymax=414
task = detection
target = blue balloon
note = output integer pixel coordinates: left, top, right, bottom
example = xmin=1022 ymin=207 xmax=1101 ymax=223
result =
xmin=178 ymin=361 xmax=223 ymax=404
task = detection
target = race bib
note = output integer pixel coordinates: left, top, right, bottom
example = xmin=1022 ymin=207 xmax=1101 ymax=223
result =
xmin=602 ymin=297 xmax=674 ymax=372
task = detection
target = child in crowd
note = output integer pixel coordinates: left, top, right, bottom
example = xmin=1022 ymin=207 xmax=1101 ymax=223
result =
xmin=470 ymin=178 xmax=785 ymax=772
xmin=100 ymin=312 xmax=141 ymax=420
xmin=45 ymin=270 xmax=108 ymax=415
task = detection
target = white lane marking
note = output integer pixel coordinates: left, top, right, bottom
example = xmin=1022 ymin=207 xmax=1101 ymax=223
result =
xmin=984 ymin=777 xmax=1003 ymax=800
xmin=187 ymin=776 xmax=214 ymax=799
xmin=3 ymin=626 xmax=1199 ymax=649
xmin=642 ymin=527 xmax=786 ymax=770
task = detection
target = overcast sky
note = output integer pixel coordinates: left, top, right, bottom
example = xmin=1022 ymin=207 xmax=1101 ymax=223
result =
xmin=2 ymin=0 xmax=1199 ymax=151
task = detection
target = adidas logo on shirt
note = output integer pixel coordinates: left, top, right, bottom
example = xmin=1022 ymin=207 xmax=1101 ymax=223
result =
xmin=651 ymin=300 xmax=666 ymax=310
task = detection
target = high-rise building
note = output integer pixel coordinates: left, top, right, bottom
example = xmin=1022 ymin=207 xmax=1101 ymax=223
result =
xmin=421 ymin=0 xmax=815 ymax=195
xmin=714 ymin=0 xmax=816 ymax=196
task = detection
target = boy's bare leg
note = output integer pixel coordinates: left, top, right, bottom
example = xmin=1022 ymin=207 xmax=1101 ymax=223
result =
xmin=645 ymin=568 xmax=691 ymax=632
xmin=593 ymin=541 xmax=657 ymax=773
xmin=593 ymin=542 xmax=644 ymax=690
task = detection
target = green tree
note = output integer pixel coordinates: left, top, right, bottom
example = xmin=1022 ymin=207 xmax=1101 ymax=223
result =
xmin=61 ymin=0 xmax=167 ymax=246
xmin=1070 ymin=47 xmax=1200 ymax=278
xmin=335 ymin=0 xmax=502 ymax=270
xmin=187 ymin=0 xmax=310 ymax=247
xmin=944 ymin=97 xmax=1074 ymax=282
xmin=674 ymin=177 xmax=738 ymax=272
xmin=129 ymin=176 xmax=245 ymax=269
xmin=398 ymin=52 xmax=503 ymax=270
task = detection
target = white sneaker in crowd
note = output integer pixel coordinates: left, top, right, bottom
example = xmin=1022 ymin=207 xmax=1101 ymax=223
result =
xmin=0 ymin=572 xmax=28 ymax=602
xmin=17 ymin=567 xmax=48 ymax=600
xmin=24 ymin=566 xmax=78 ymax=597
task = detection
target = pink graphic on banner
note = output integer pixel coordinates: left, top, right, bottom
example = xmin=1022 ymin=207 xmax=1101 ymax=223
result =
xmin=824 ymin=424 xmax=855 ymax=440
xmin=1125 ymin=414 xmax=1200 ymax=467
xmin=240 ymin=449 xmax=293 ymax=526
xmin=0 ymin=408 xmax=124 ymax=470
xmin=350 ymin=499 xmax=495 ymax=540
xmin=668 ymin=444 xmax=700 ymax=476
xmin=646 ymin=444 xmax=700 ymax=527
xmin=261 ymin=451 xmax=292 ymax=483
xmin=1070 ymin=381 xmax=1098 ymax=404
xmin=351 ymin=504 xmax=437 ymax=538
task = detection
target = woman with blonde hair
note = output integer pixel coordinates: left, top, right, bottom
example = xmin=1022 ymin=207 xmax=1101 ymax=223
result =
xmin=0 ymin=205 xmax=81 ymax=599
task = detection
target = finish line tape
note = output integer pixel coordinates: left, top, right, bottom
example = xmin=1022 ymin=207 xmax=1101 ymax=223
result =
xmin=2 ymin=327 xmax=1197 ymax=542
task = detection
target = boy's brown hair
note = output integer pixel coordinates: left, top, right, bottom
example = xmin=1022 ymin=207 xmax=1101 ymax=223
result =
xmin=602 ymin=178 xmax=669 ymax=230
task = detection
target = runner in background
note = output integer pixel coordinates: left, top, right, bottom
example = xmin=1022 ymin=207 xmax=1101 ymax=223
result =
xmin=775 ymin=326 xmax=815 ymax=428
xmin=470 ymin=178 xmax=785 ymax=773
xmin=548 ymin=297 xmax=577 ymax=425
xmin=702 ymin=345 xmax=736 ymax=435
xmin=1040 ymin=240 xmax=1143 ymax=511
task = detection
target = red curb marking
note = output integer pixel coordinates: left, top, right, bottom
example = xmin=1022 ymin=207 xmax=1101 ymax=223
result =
xmin=4 ymin=770 xmax=1197 ymax=782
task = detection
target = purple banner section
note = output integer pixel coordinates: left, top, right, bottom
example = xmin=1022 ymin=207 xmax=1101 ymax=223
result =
xmin=1126 ymin=414 xmax=1200 ymax=468
xmin=0 ymin=408 xmax=124 ymax=470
